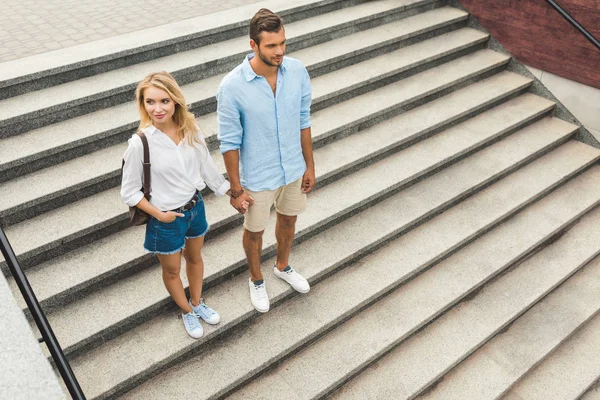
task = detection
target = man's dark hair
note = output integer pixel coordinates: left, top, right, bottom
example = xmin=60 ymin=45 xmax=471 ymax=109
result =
xmin=249 ymin=8 xmax=283 ymax=45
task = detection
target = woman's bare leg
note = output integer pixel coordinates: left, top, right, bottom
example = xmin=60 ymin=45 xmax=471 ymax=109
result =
xmin=183 ymin=236 xmax=205 ymax=307
xmin=157 ymin=252 xmax=192 ymax=313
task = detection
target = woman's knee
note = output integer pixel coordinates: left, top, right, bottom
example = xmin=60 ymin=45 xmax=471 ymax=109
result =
xmin=184 ymin=253 xmax=203 ymax=267
xmin=159 ymin=257 xmax=182 ymax=280
xmin=162 ymin=267 xmax=180 ymax=281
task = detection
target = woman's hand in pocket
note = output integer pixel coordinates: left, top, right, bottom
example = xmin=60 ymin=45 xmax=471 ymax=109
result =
xmin=157 ymin=211 xmax=184 ymax=223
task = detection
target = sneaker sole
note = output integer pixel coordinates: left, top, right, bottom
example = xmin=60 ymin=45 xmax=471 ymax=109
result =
xmin=273 ymin=271 xmax=311 ymax=294
xmin=253 ymin=305 xmax=270 ymax=313
xmin=199 ymin=317 xmax=221 ymax=325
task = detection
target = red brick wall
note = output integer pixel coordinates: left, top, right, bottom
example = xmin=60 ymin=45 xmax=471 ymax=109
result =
xmin=459 ymin=0 xmax=600 ymax=89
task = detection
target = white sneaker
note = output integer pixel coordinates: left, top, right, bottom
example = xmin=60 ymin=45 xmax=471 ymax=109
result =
xmin=273 ymin=265 xmax=310 ymax=293
xmin=248 ymin=278 xmax=270 ymax=313
xmin=181 ymin=312 xmax=203 ymax=339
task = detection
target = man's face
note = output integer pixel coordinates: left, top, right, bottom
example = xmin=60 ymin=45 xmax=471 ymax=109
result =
xmin=252 ymin=28 xmax=286 ymax=67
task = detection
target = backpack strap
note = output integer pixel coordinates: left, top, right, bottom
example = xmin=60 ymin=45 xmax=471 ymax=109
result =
xmin=137 ymin=131 xmax=151 ymax=201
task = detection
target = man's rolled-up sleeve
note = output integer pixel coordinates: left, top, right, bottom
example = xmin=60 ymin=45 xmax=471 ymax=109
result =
xmin=217 ymin=85 xmax=243 ymax=154
xmin=300 ymin=66 xmax=312 ymax=129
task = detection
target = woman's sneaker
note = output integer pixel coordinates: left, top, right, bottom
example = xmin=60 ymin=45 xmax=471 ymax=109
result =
xmin=273 ymin=265 xmax=310 ymax=293
xmin=189 ymin=299 xmax=220 ymax=325
xmin=182 ymin=312 xmax=203 ymax=339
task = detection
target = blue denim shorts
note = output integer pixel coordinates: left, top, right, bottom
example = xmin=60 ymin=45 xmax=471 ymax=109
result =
xmin=144 ymin=196 xmax=209 ymax=255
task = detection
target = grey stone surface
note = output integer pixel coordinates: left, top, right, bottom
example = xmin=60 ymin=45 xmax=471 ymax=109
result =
xmin=0 ymin=143 xmax=126 ymax=226
xmin=0 ymin=48 xmax=514 ymax=274
xmin=0 ymin=0 xmax=425 ymax=135
xmin=501 ymin=299 xmax=600 ymax=400
xmin=419 ymin=239 xmax=600 ymax=400
xmin=0 ymin=0 xmax=320 ymax=82
xmin=0 ymin=7 xmax=472 ymax=177
xmin=82 ymin=119 xmax=590 ymax=399
xmin=2 ymin=2 xmax=600 ymax=399
xmin=123 ymin=144 xmax=600 ymax=400
xmin=10 ymin=79 xmax=548 ymax=317
xmin=1 ymin=0 xmax=268 ymax=63
xmin=523 ymin=66 xmax=600 ymax=134
xmin=235 ymin=181 xmax=600 ymax=400
xmin=582 ymin=381 xmax=600 ymax=400
xmin=589 ymin=127 xmax=600 ymax=144
xmin=48 ymin=88 xmax=551 ymax=359
xmin=0 ymin=27 xmax=491 ymax=224
xmin=0 ymin=274 xmax=64 ymax=400
xmin=330 ymin=183 xmax=600 ymax=400
xmin=447 ymin=0 xmax=600 ymax=149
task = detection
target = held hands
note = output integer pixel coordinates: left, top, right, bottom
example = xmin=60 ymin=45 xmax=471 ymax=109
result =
xmin=302 ymin=167 xmax=316 ymax=194
xmin=230 ymin=191 xmax=254 ymax=214
xmin=157 ymin=211 xmax=185 ymax=223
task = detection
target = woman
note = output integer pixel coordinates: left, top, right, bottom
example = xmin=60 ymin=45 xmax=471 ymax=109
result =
xmin=121 ymin=71 xmax=238 ymax=339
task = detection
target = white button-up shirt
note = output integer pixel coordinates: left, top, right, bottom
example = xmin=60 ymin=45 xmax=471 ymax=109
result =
xmin=121 ymin=125 xmax=230 ymax=211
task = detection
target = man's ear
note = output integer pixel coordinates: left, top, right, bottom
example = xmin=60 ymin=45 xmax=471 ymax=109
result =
xmin=250 ymin=39 xmax=258 ymax=52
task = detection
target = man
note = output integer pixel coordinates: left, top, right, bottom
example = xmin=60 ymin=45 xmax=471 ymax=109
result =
xmin=217 ymin=8 xmax=315 ymax=313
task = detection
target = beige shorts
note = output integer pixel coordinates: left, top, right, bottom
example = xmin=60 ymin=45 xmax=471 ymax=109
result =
xmin=243 ymin=178 xmax=307 ymax=232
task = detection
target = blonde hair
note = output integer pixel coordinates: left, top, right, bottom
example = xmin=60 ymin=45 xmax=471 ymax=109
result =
xmin=135 ymin=71 xmax=203 ymax=147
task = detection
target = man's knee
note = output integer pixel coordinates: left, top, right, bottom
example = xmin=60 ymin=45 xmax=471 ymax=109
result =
xmin=244 ymin=229 xmax=264 ymax=242
xmin=277 ymin=213 xmax=297 ymax=229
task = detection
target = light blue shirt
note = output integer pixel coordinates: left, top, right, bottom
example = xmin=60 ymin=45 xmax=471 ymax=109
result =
xmin=217 ymin=54 xmax=312 ymax=192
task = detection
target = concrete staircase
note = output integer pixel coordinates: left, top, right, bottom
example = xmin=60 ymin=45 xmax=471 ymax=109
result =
xmin=2 ymin=0 xmax=600 ymax=398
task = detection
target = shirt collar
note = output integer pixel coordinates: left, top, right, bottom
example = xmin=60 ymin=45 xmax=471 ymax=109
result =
xmin=142 ymin=125 xmax=159 ymax=135
xmin=242 ymin=53 xmax=287 ymax=82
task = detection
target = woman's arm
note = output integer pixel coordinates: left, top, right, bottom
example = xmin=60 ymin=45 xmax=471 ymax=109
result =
xmin=121 ymin=134 xmax=182 ymax=223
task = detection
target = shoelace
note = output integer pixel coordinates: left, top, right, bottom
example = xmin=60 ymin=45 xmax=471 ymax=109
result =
xmin=198 ymin=303 xmax=216 ymax=318
xmin=183 ymin=313 xmax=201 ymax=330
xmin=254 ymin=284 xmax=268 ymax=299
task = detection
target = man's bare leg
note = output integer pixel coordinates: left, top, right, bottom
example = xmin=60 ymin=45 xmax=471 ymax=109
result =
xmin=243 ymin=229 xmax=264 ymax=281
xmin=275 ymin=213 xmax=296 ymax=271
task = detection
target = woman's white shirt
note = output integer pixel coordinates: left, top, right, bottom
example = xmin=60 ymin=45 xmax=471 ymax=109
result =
xmin=121 ymin=125 xmax=230 ymax=211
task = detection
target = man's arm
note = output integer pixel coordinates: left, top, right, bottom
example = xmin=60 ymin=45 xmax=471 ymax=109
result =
xmin=300 ymin=127 xmax=315 ymax=193
xmin=299 ymin=64 xmax=315 ymax=193
xmin=223 ymin=150 xmax=254 ymax=213
xmin=217 ymin=85 xmax=254 ymax=213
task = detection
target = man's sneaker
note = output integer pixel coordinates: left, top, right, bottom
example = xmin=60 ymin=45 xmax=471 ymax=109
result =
xmin=248 ymin=278 xmax=270 ymax=313
xmin=273 ymin=265 xmax=310 ymax=293
xmin=190 ymin=299 xmax=220 ymax=325
xmin=182 ymin=312 xmax=203 ymax=339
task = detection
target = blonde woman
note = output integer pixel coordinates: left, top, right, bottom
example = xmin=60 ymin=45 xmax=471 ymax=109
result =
xmin=121 ymin=71 xmax=238 ymax=338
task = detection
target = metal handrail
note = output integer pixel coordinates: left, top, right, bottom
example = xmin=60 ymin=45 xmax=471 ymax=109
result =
xmin=0 ymin=226 xmax=86 ymax=400
xmin=546 ymin=0 xmax=600 ymax=51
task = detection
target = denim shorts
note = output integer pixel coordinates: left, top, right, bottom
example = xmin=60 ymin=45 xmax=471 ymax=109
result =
xmin=144 ymin=196 xmax=209 ymax=255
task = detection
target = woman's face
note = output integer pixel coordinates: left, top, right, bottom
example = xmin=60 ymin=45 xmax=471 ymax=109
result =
xmin=143 ymin=86 xmax=176 ymax=125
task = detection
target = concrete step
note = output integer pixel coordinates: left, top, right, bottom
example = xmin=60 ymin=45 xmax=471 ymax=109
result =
xmin=0 ymin=29 xmax=492 ymax=225
xmin=40 ymin=99 xmax=579 ymax=360
xmin=325 ymin=210 xmax=600 ymax=400
xmin=0 ymin=1 xmax=455 ymax=137
xmin=11 ymin=88 xmax=551 ymax=315
xmin=582 ymin=382 xmax=600 ymax=400
xmin=66 ymin=133 xmax=597 ymax=399
xmin=0 ymin=0 xmax=370 ymax=99
xmin=118 ymin=155 xmax=600 ymax=400
xmin=417 ymin=258 xmax=600 ymax=400
xmin=499 ymin=300 xmax=600 ymax=400
xmin=0 ymin=50 xmax=513 ymax=272
xmin=0 ymin=7 xmax=473 ymax=181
